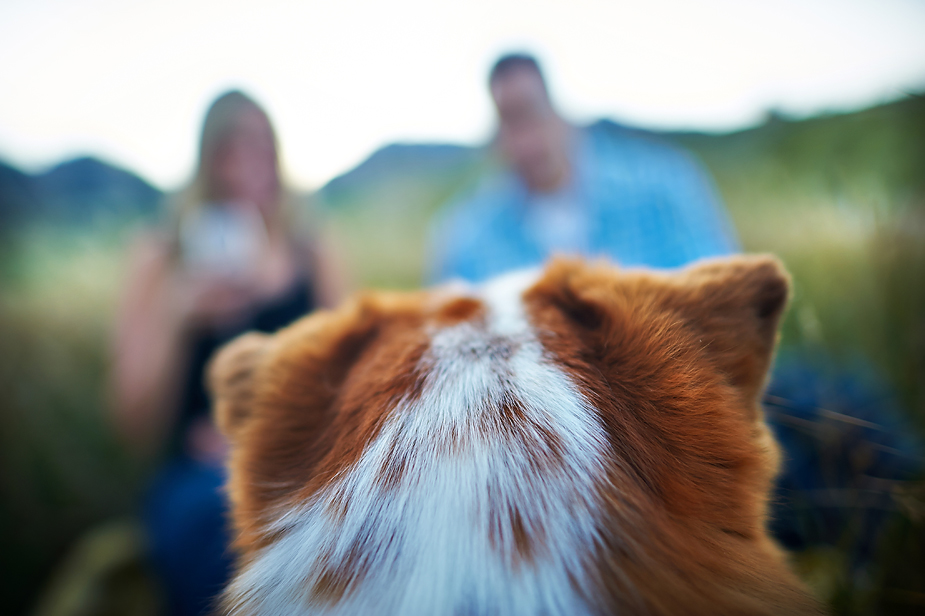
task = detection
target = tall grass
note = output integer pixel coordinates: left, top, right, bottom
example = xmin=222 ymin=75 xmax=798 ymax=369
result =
xmin=0 ymin=226 xmax=143 ymax=615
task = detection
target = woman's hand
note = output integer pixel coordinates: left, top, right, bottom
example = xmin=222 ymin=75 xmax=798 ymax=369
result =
xmin=170 ymin=272 xmax=262 ymax=331
xmin=186 ymin=416 xmax=230 ymax=466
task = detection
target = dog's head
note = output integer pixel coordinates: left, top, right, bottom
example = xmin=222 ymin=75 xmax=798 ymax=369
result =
xmin=209 ymin=256 xmax=820 ymax=615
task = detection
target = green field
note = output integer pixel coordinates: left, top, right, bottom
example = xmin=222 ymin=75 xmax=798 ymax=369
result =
xmin=1 ymin=95 xmax=923 ymax=615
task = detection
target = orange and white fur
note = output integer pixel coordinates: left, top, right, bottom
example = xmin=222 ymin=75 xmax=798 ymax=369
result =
xmin=209 ymin=256 xmax=823 ymax=615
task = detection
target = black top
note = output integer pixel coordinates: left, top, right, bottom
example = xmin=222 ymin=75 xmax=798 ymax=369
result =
xmin=173 ymin=274 xmax=315 ymax=455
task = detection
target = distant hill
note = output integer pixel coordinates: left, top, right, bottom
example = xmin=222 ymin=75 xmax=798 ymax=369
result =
xmin=0 ymin=161 xmax=37 ymax=226
xmin=36 ymin=157 xmax=162 ymax=222
xmin=0 ymin=156 xmax=163 ymax=229
xmin=319 ymin=142 xmax=483 ymax=211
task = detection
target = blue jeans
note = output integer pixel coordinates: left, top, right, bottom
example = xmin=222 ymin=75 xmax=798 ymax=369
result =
xmin=144 ymin=456 xmax=233 ymax=616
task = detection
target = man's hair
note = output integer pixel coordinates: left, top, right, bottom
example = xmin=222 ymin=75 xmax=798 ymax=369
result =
xmin=489 ymin=53 xmax=548 ymax=95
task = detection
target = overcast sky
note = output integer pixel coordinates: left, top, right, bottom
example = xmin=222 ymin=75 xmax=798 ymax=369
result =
xmin=1 ymin=0 xmax=923 ymax=190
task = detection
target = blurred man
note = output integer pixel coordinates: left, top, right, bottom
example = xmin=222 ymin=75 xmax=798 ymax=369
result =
xmin=428 ymin=53 xmax=739 ymax=282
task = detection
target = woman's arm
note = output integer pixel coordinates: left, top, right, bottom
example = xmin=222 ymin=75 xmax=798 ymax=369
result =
xmin=109 ymin=233 xmax=187 ymax=458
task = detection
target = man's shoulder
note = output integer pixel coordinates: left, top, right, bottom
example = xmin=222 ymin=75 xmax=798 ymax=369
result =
xmin=583 ymin=121 xmax=693 ymax=167
xmin=426 ymin=170 xmax=524 ymax=283
xmin=579 ymin=122 xmax=714 ymax=194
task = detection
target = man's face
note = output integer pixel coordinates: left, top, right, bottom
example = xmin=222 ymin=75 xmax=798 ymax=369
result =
xmin=491 ymin=69 xmax=569 ymax=193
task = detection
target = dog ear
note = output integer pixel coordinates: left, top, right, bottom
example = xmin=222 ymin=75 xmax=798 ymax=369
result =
xmin=530 ymin=255 xmax=789 ymax=407
xmin=208 ymin=332 xmax=271 ymax=441
xmin=666 ymin=255 xmax=790 ymax=406
xmin=211 ymin=297 xmax=389 ymax=551
xmin=208 ymin=296 xmax=383 ymax=446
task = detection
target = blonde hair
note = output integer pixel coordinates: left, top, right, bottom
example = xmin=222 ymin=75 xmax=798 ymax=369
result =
xmin=169 ymin=90 xmax=305 ymax=235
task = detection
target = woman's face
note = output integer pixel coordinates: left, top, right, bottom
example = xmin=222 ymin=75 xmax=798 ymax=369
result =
xmin=209 ymin=108 xmax=280 ymax=212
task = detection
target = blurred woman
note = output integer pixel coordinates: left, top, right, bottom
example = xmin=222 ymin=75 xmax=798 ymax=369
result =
xmin=111 ymin=90 xmax=346 ymax=615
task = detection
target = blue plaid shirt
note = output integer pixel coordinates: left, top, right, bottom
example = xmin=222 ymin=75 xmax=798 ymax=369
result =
xmin=428 ymin=125 xmax=739 ymax=283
